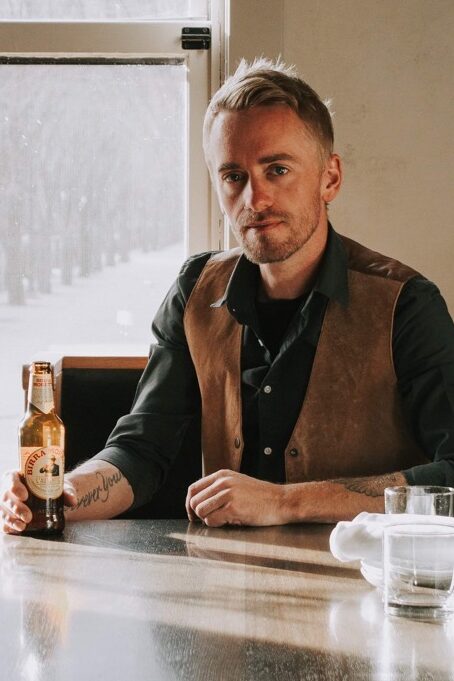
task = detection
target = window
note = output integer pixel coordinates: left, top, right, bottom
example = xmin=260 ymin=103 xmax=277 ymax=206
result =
xmin=0 ymin=0 xmax=209 ymax=20
xmin=0 ymin=4 xmax=224 ymax=469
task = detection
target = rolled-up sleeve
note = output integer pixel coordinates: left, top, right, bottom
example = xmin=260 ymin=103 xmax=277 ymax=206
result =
xmin=93 ymin=252 xmax=212 ymax=508
xmin=394 ymin=277 xmax=454 ymax=486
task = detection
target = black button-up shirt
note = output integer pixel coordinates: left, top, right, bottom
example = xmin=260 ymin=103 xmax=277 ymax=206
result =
xmin=95 ymin=227 xmax=454 ymax=507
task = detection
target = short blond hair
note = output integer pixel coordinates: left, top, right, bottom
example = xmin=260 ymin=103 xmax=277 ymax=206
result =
xmin=203 ymin=57 xmax=334 ymax=162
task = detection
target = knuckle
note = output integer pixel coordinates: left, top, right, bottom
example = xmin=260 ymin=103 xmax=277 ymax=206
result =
xmin=9 ymin=488 xmax=21 ymax=502
xmin=15 ymin=487 xmax=28 ymax=502
xmin=2 ymin=515 xmax=19 ymax=533
xmin=1 ymin=507 xmax=10 ymax=521
xmin=194 ymin=502 xmax=204 ymax=517
xmin=3 ymin=499 xmax=13 ymax=514
xmin=217 ymin=471 xmax=234 ymax=485
xmin=11 ymin=476 xmax=26 ymax=494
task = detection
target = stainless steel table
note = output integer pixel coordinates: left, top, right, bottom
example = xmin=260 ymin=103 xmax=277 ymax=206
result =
xmin=1 ymin=520 xmax=453 ymax=680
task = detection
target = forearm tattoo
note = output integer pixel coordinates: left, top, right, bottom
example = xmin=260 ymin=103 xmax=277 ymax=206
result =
xmin=68 ymin=469 xmax=124 ymax=512
xmin=331 ymin=472 xmax=403 ymax=498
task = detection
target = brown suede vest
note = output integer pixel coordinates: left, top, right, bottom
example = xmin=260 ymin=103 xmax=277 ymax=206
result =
xmin=183 ymin=235 xmax=428 ymax=481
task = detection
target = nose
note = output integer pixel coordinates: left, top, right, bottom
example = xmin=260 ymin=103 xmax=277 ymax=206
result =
xmin=243 ymin=177 xmax=273 ymax=213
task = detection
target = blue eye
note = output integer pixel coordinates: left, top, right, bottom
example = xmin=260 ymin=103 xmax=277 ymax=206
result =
xmin=224 ymin=172 xmax=244 ymax=183
xmin=270 ymin=166 xmax=288 ymax=176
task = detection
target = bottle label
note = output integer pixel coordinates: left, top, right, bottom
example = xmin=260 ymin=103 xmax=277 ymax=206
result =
xmin=21 ymin=446 xmax=64 ymax=500
xmin=30 ymin=375 xmax=54 ymax=414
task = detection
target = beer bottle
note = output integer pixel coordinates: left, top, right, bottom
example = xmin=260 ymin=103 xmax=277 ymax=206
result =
xmin=19 ymin=361 xmax=65 ymax=535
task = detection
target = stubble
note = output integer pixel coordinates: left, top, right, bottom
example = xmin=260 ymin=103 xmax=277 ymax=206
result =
xmin=233 ymin=197 xmax=322 ymax=265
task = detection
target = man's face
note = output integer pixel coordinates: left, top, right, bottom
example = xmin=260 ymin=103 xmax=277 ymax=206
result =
xmin=207 ymin=105 xmax=337 ymax=264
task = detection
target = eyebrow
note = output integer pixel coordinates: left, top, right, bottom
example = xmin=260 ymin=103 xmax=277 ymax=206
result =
xmin=217 ymin=153 xmax=296 ymax=174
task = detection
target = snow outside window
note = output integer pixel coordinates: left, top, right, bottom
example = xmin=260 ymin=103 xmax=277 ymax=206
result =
xmin=0 ymin=13 xmax=220 ymax=469
xmin=0 ymin=0 xmax=209 ymax=20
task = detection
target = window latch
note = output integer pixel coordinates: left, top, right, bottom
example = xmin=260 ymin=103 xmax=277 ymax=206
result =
xmin=181 ymin=27 xmax=211 ymax=50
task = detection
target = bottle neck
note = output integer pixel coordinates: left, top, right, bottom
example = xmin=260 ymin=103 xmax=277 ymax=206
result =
xmin=27 ymin=372 xmax=55 ymax=414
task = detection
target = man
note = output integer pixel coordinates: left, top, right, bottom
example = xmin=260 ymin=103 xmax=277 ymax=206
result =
xmin=39 ymin=455 xmax=60 ymax=477
xmin=2 ymin=58 xmax=454 ymax=533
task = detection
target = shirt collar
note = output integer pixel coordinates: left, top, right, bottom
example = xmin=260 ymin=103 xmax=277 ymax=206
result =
xmin=210 ymin=254 xmax=259 ymax=324
xmin=314 ymin=224 xmax=349 ymax=307
xmin=210 ymin=223 xmax=349 ymax=313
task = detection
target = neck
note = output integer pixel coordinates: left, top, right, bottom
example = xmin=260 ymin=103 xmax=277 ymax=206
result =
xmin=258 ymin=221 xmax=328 ymax=300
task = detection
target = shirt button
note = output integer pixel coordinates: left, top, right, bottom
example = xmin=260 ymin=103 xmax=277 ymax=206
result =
xmin=263 ymin=385 xmax=272 ymax=394
xmin=234 ymin=437 xmax=241 ymax=449
xmin=264 ymin=447 xmax=272 ymax=456
xmin=289 ymin=448 xmax=299 ymax=457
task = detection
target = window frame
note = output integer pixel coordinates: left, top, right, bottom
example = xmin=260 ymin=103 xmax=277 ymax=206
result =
xmin=0 ymin=7 xmax=225 ymax=255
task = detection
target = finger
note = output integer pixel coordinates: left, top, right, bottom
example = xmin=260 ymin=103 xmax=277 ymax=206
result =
xmin=186 ymin=475 xmax=219 ymax=519
xmin=0 ymin=497 xmax=32 ymax=525
xmin=0 ymin=471 xmax=32 ymax=534
xmin=63 ymin=481 xmax=78 ymax=508
xmin=1 ymin=509 xmax=27 ymax=534
xmin=185 ymin=487 xmax=198 ymax=521
xmin=193 ymin=489 xmax=231 ymax=521
xmin=2 ymin=523 xmax=22 ymax=535
xmin=186 ymin=470 xmax=235 ymax=521
xmin=190 ymin=479 xmax=229 ymax=512
xmin=204 ymin=504 xmax=243 ymax=528
xmin=187 ymin=469 xmax=233 ymax=500
xmin=6 ymin=518 xmax=26 ymax=533
xmin=12 ymin=479 xmax=29 ymax=502
xmin=2 ymin=471 xmax=29 ymax=502
xmin=188 ymin=472 xmax=234 ymax=511
xmin=203 ymin=504 xmax=231 ymax=528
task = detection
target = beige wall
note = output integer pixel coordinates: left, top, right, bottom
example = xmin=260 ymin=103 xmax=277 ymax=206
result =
xmin=228 ymin=0 xmax=454 ymax=310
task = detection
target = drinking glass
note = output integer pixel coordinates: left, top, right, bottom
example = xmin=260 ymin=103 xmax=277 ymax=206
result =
xmin=383 ymin=523 xmax=454 ymax=621
xmin=384 ymin=486 xmax=454 ymax=516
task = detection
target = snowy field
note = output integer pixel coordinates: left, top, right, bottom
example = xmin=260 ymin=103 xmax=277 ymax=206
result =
xmin=0 ymin=241 xmax=184 ymax=471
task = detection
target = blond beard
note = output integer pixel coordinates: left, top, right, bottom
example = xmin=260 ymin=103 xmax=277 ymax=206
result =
xmin=233 ymin=201 xmax=321 ymax=265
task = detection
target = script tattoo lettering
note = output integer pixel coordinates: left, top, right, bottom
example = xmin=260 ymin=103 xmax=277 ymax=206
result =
xmin=331 ymin=472 xmax=403 ymax=498
xmin=70 ymin=470 xmax=124 ymax=511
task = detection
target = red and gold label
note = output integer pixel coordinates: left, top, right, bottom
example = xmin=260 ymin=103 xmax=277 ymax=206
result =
xmin=20 ymin=446 xmax=64 ymax=500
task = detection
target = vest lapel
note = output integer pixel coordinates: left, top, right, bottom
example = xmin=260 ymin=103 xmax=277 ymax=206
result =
xmin=184 ymin=251 xmax=244 ymax=474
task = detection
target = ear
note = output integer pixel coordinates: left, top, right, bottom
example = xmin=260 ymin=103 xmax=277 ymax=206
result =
xmin=321 ymin=154 xmax=342 ymax=203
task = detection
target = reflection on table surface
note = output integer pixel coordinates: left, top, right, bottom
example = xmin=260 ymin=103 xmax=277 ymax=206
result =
xmin=1 ymin=520 xmax=453 ymax=681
